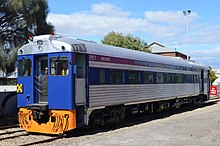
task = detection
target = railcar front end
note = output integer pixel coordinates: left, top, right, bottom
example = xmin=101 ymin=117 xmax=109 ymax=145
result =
xmin=17 ymin=53 xmax=77 ymax=134
xmin=17 ymin=35 xmax=88 ymax=134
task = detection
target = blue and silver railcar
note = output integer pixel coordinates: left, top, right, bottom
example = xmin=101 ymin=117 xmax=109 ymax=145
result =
xmin=17 ymin=34 xmax=210 ymax=134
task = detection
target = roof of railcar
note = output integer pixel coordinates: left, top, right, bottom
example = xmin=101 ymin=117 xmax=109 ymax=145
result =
xmin=18 ymin=35 xmax=208 ymax=70
xmin=59 ymin=37 xmax=208 ymax=70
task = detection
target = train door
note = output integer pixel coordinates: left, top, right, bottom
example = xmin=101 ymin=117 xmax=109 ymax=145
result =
xmin=200 ymin=69 xmax=204 ymax=93
xmin=34 ymin=56 xmax=48 ymax=103
xmin=75 ymin=54 xmax=87 ymax=126
xmin=48 ymin=53 xmax=73 ymax=110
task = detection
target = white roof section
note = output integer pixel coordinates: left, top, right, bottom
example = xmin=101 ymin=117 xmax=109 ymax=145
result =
xmin=18 ymin=35 xmax=207 ymax=70
xmin=148 ymin=42 xmax=177 ymax=53
xmin=149 ymin=43 xmax=175 ymax=53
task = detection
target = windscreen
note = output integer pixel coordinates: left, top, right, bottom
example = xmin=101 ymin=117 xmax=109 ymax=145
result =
xmin=50 ymin=57 xmax=69 ymax=76
xmin=18 ymin=59 xmax=32 ymax=76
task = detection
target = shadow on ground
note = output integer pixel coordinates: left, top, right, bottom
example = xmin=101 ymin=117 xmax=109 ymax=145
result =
xmin=65 ymin=96 xmax=220 ymax=138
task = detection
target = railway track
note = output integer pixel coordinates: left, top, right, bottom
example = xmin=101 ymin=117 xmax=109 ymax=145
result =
xmin=66 ymin=99 xmax=219 ymax=137
xmin=0 ymin=98 xmax=218 ymax=145
xmin=0 ymin=129 xmax=25 ymax=136
xmin=17 ymin=135 xmax=64 ymax=146
xmin=0 ymin=130 xmax=64 ymax=146
xmin=0 ymin=133 xmax=29 ymax=141
xmin=0 ymin=124 xmax=64 ymax=146
xmin=0 ymin=125 xmax=27 ymax=142
xmin=0 ymin=124 xmax=19 ymax=130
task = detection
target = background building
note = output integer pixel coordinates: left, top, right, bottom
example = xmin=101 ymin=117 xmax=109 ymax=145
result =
xmin=147 ymin=42 xmax=190 ymax=60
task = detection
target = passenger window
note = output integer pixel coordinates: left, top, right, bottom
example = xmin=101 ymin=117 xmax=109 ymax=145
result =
xmin=50 ymin=57 xmax=69 ymax=76
xmin=110 ymin=70 xmax=124 ymax=84
xmin=75 ymin=54 xmax=86 ymax=78
xmin=128 ymin=71 xmax=139 ymax=84
xmin=144 ymin=72 xmax=153 ymax=84
xmin=18 ymin=59 xmax=32 ymax=76
xmin=166 ymin=73 xmax=175 ymax=83
xmin=193 ymin=75 xmax=199 ymax=83
xmin=100 ymin=69 xmax=105 ymax=84
xmin=189 ymin=75 xmax=193 ymax=83
xmin=176 ymin=74 xmax=183 ymax=83
xmin=156 ymin=72 xmax=164 ymax=83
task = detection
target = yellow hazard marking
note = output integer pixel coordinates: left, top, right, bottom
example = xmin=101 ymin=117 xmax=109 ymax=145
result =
xmin=17 ymin=84 xmax=23 ymax=93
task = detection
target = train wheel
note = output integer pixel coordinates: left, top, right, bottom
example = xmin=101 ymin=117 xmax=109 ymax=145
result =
xmin=89 ymin=110 xmax=103 ymax=126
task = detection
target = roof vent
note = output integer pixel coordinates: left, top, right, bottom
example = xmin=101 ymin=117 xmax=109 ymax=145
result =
xmin=72 ymin=44 xmax=87 ymax=52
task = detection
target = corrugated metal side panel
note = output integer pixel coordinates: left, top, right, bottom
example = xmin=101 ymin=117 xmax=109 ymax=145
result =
xmin=204 ymin=83 xmax=208 ymax=94
xmin=89 ymin=84 xmax=200 ymax=107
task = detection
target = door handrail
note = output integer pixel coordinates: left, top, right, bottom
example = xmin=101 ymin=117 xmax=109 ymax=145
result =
xmin=34 ymin=86 xmax=47 ymax=93
xmin=34 ymin=80 xmax=48 ymax=86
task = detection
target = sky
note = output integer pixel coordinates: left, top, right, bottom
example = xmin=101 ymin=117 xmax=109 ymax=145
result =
xmin=47 ymin=0 xmax=220 ymax=69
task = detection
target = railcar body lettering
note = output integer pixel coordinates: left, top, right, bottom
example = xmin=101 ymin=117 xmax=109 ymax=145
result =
xmin=89 ymin=55 xmax=97 ymax=61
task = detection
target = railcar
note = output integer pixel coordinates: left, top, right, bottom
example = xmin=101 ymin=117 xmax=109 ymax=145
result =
xmin=17 ymin=34 xmax=210 ymax=134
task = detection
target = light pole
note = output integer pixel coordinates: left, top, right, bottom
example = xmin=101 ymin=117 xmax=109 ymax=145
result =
xmin=183 ymin=10 xmax=191 ymax=60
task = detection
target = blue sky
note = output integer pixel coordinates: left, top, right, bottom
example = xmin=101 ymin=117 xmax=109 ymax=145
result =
xmin=47 ymin=0 xmax=220 ymax=69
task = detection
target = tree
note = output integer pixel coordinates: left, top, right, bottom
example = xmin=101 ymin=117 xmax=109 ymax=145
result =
xmin=209 ymin=67 xmax=218 ymax=85
xmin=9 ymin=0 xmax=54 ymax=35
xmin=101 ymin=31 xmax=150 ymax=52
xmin=0 ymin=0 xmax=54 ymax=75
xmin=0 ymin=0 xmax=54 ymax=47
xmin=0 ymin=47 xmax=18 ymax=76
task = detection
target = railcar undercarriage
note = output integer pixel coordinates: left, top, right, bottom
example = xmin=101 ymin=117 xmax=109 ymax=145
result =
xmin=88 ymin=94 xmax=208 ymax=126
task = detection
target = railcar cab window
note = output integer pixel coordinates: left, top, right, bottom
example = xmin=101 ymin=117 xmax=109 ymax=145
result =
xmin=50 ymin=57 xmax=69 ymax=76
xmin=144 ymin=72 xmax=153 ymax=84
xmin=110 ymin=69 xmax=124 ymax=84
xmin=128 ymin=71 xmax=139 ymax=84
xmin=18 ymin=59 xmax=32 ymax=76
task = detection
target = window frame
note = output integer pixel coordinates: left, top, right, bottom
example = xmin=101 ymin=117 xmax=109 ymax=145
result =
xmin=99 ymin=68 xmax=106 ymax=84
xmin=50 ymin=57 xmax=69 ymax=76
xmin=176 ymin=74 xmax=183 ymax=83
xmin=165 ymin=73 xmax=176 ymax=83
xmin=110 ymin=69 xmax=124 ymax=84
xmin=128 ymin=71 xmax=140 ymax=84
xmin=18 ymin=59 xmax=32 ymax=76
xmin=156 ymin=72 xmax=164 ymax=84
xmin=144 ymin=71 xmax=154 ymax=84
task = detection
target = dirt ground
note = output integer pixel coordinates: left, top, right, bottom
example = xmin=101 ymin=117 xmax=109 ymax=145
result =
xmin=45 ymin=96 xmax=220 ymax=146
